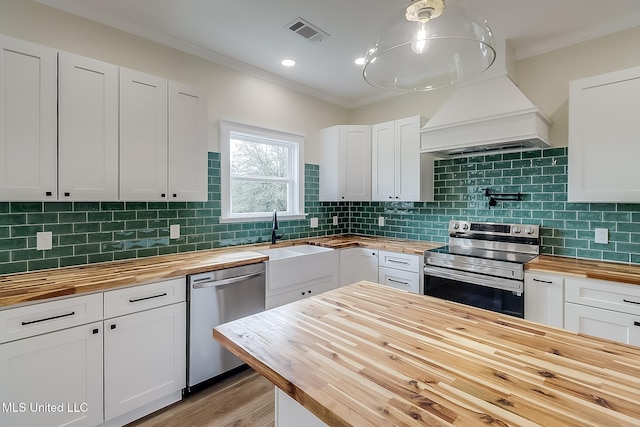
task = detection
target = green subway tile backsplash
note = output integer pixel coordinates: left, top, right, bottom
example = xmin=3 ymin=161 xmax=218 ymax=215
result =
xmin=0 ymin=153 xmax=347 ymax=275
xmin=348 ymin=147 xmax=640 ymax=265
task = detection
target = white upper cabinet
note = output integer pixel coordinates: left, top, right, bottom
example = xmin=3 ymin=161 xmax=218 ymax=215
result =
xmin=168 ymin=81 xmax=208 ymax=201
xmin=0 ymin=35 xmax=57 ymax=201
xmin=319 ymin=125 xmax=371 ymax=201
xmin=119 ymin=68 xmax=169 ymax=201
xmin=372 ymin=116 xmax=432 ymax=202
xmin=568 ymin=66 xmax=640 ymax=202
xmin=58 ymin=52 xmax=119 ymax=201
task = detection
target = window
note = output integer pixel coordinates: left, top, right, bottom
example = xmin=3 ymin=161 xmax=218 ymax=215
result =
xmin=220 ymin=121 xmax=305 ymax=222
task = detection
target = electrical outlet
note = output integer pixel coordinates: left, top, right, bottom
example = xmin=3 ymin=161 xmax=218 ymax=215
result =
xmin=170 ymin=224 xmax=180 ymax=239
xmin=37 ymin=231 xmax=52 ymax=250
xmin=332 ymin=216 xmax=338 ymax=226
xmin=594 ymin=228 xmax=608 ymax=244
xmin=310 ymin=218 xmax=318 ymax=228
xmin=378 ymin=217 xmax=385 ymax=227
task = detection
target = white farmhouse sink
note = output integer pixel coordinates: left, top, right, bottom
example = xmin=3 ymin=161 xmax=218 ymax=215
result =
xmin=258 ymin=245 xmax=332 ymax=259
xmin=257 ymin=245 xmax=337 ymax=294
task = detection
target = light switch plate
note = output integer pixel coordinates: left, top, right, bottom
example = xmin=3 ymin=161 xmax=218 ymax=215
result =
xmin=378 ymin=217 xmax=385 ymax=227
xmin=594 ymin=228 xmax=608 ymax=244
xmin=170 ymin=224 xmax=180 ymax=239
xmin=310 ymin=218 xmax=318 ymax=228
xmin=332 ymin=216 xmax=338 ymax=226
xmin=37 ymin=231 xmax=52 ymax=250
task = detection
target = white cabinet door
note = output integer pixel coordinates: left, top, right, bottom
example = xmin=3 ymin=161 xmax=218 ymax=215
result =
xmin=0 ymin=36 xmax=57 ymax=201
xmin=339 ymin=248 xmax=378 ymax=286
xmin=394 ymin=116 xmax=421 ymax=201
xmin=568 ymin=66 xmax=640 ymax=202
xmin=524 ymin=272 xmax=564 ymax=328
xmin=58 ymin=52 xmax=119 ymax=201
xmin=119 ymin=68 xmax=168 ymax=201
xmin=371 ymin=121 xmax=395 ymax=201
xmin=168 ymin=81 xmax=208 ymax=201
xmin=371 ymin=116 xmax=431 ymax=202
xmin=104 ymin=302 xmax=186 ymax=421
xmin=0 ymin=322 xmax=104 ymax=427
xmin=565 ymin=302 xmax=640 ymax=346
xmin=340 ymin=126 xmax=371 ymax=201
xmin=319 ymin=125 xmax=371 ymax=201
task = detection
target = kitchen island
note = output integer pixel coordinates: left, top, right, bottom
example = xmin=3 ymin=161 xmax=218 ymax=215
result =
xmin=214 ymin=281 xmax=640 ymax=426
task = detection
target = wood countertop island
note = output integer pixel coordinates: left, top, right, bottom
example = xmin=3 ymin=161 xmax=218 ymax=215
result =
xmin=214 ymin=281 xmax=640 ymax=427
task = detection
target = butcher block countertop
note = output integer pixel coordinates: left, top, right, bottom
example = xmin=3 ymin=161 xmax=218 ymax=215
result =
xmin=0 ymin=235 xmax=440 ymax=309
xmin=215 ymin=281 xmax=640 ymax=427
xmin=526 ymin=255 xmax=640 ymax=286
xmin=0 ymin=249 xmax=268 ymax=308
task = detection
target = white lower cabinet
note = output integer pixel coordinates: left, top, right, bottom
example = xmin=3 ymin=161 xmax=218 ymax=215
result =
xmin=0 ymin=295 xmax=104 ymax=427
xmin=524 ymin=272 xmax=564 ymax=328
xmin=0 ymin=278 xmax=187 ymax=427
xmin=378 ymin=251 xmax=421 ymax=294
xmin=103 ymin=303 xmax=186 ymax=422
xmin=565 ymin=303 xmax=640 ymax=346
xmin=275 ymin=388 xmax=327 ymax=427
xmin=564 ymin=277 xmax=640 ymax=345
xmin=102 ymin=278 xmax=186 ymax=425
xmin=339 ymin=248 xmax=378 ymax=286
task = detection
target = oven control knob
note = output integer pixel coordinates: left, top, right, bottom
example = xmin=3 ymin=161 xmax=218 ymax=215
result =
xmin=525 ymin=226 xmax=534 ymax=235
xmin=512 ymin=226 xmax=521 ymax=234
xmin=462 ymin=223 xmax=469 ymax=230
xmin=452 ymin=223 xmax=459 ymax=229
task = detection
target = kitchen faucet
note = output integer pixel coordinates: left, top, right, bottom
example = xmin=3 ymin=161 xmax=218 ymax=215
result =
xmin=271 ymin=210 xmax=284 ymax=244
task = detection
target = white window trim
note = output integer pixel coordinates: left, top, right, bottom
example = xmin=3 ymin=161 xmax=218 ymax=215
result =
xmin=220 ymin=120 xmax=306 ymax=223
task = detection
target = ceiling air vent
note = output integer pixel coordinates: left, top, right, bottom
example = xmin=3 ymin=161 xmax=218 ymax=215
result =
xmin=285 ymin=18 xmax=329 ymax=43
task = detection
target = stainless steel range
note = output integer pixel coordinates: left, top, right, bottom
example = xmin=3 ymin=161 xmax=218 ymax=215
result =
xmin=423 ymin=220 xmax=540 ymax=318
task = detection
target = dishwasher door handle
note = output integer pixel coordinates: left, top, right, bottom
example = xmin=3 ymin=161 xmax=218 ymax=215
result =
xmin=192 ymin=271 xmax=265 ymax=289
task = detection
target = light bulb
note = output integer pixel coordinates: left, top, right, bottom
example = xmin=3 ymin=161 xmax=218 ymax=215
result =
xmin=411 ymin=21 xmax=430 ymax=54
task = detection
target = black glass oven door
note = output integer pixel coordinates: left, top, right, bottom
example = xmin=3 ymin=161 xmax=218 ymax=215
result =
xmin=423 ymin=269 xmax=524 ymax=318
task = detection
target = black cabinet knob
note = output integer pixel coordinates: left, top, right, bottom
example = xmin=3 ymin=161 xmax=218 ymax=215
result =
xmin=110 ymin=324 xmax=116 ymax=330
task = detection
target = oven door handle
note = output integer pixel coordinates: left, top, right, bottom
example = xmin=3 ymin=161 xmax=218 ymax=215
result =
xmin=423 ymin=265 xmax=523 ymax=294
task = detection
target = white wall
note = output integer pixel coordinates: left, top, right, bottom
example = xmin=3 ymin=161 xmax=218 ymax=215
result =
xmin=0 ymin=0 xmax=349 ymax=164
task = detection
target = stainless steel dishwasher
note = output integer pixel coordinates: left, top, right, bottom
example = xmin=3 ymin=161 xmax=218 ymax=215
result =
xmin=186 ymin=262 xmax=265 ymax=391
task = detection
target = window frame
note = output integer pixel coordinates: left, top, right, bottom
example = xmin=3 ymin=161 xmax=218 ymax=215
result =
xmin=220 ymin=120 xmax=305 ymax=223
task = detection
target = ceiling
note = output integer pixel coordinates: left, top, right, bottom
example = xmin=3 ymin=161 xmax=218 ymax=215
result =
xmin=37 ymin=0 xmax=640 ymax=108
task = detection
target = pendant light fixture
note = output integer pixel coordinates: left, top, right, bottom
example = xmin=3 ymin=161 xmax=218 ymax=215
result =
xmin=363 ymin=0 xmax=496 ymax=91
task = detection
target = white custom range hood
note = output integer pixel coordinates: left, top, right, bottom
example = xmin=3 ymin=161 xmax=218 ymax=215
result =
xmin=420 ymin=41 xmax=552 ymax=157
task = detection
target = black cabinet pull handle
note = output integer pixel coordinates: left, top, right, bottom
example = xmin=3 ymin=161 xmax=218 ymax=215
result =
xmin=22 ymin=311 xmax=75 ymax=325
xmin=110 ymin=324 xmax=116 ymax=330
xmin=533 ymin=278 xmax=553 ymax=284
xmin=129 ymin=293 xmax=167 ymax=303
xmin=623 ymin=299 xmax=640 ymax=305
xmin=92 ymin=328 xmax=99 ymax=334
xmin=64 ymin=192 xmax=70 ymax=197
xmin=45 ymin=191 xmax=52 ymax=196
xmin=161 ymin=193 xmax=166 ymax=198
xmin=634 ymin=321 xmax=640 ymax=327
xmin=172 ymin=193 xmax=177 ymax=198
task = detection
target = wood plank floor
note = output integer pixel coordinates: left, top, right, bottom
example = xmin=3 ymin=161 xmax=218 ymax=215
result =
xmin=127 ymin=369 xmax=274 ymax=427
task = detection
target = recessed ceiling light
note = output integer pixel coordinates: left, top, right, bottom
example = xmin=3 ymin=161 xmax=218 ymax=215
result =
xmin=281 ymin=59 xmax=296 ymax=67
xmin=354 ymin=57 xmax=365 ymax=66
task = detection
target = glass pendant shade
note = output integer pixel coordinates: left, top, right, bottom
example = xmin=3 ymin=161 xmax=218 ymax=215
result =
xmin=363 ymin=0 xmax=496 ymax=91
